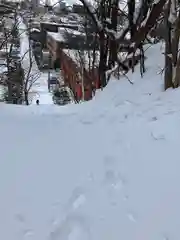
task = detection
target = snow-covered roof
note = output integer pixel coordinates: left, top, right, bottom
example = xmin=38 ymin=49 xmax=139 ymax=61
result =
xmin=47 ymin=28 xmax=85 ymax=43
xmin=41 ymin=21 xmax=61 ymax=26
xmin=43 ymin=50 xmax=50 ymax=55
xmin=119 ymin=0 xmax=128 ymax=12
xmin=29 ymin=21 xmax=40 ymax=25
xmin=59 ymin=17 xmax=70 ymax=23
xmin=30 ymin=28 xmax=41 ymax=33
xmin=59 ymin=17 xmax=79 ymax=26
xmin=29 ymin=21 xmax=41 ymax=29
xmin=58 ymin=27 xmax=85 ymax=36
xmin=47 ymin=31 xmax=65 ymax=42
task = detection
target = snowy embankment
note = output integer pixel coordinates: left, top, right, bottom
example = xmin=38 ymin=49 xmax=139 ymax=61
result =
xmin=1 ymin=43 xmax=180 ymax=240
xmin=18 ymin=18 xmax=53 ymax=104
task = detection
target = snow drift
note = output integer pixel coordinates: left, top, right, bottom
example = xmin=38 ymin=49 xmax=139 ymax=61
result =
xmin=0 ymin=43 xmax=180 ymax=240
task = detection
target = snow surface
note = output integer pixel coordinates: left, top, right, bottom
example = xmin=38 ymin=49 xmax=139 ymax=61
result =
xmin=18 ymin=18 xmax=53 ymax=105
xmin=47 ymin=31 xmax=65 ymax=43
xmin=1 ymin=43 xmax=180 ymax=240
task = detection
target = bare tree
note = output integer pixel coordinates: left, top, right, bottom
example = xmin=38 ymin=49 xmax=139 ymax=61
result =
xmin=1 ymin=8 xmax=24 ymax=103
xmin=164 ymin=0 xmax=173 ymax=90
xmin=74 ymin=48 xmax=98 ymax=100
xmin=16 ymin=11 xmax=40 ymax=105
xmin=77 ymin=0 xmax=166 ymax=87
xmin=0 ymin=7 xmax=42 ymax=105
xmin=152 ymin=0 xmax=180 ymax=89
xmin=167 ymin=0 xmax=180 ymax=88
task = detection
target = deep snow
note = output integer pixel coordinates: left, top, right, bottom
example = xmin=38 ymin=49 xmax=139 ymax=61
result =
xmin=0 ymin=43 xmax=180 ymax=240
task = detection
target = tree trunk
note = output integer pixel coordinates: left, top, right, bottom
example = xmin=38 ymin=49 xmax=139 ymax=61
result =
xmin=173 ymin=53 xmax=180 ymax=87
xmin=108 ymin=0 xmax=118 ymax=68
xmin=130 ymin=0 xmax=166 ymax=53
xmin=24 ymin=91 xmax=29 ymax=105
xmin=128 ymin=0 xmax=135 ymax=38
xmin=139 ymin=43 xmax=145 ymax=77
xmin=164 ymin=0 xmax=173 ymax=90
xmin=171 ymin=7 xmax=180 ymax=65
xmin=98 ymin=0 xmax=108 ymax=88
xmin=99 ymin=31 xmax=107 ymax=88
xmin=171 ymin=7 xmax=180 ymax=88
xmin=7 ymin=79 xmax=13 ymax=103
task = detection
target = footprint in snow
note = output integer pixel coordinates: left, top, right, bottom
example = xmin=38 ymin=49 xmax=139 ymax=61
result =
xmin=72 ymin=194 xmax=86 ymax=211
xmin=15 ymin=213 xmax=25 ymax=223
xmin=103 ymin=156 xmax=126 ymax=190
xmin=127 ymin=212 xmax=137 ymax=223
xmin=113 ymin=136 xmax=122 ymax=146
xmin=123 ymin=195 xmax=129 ymax=201
xmin=66 ymin=187 xmax=86 ymax=212
xmin=98 ymin=112 xmax=106 ymax=118
xmin=151 ymin=132 xmax=165 ymax=141
xmin=80 ymin=120 xmax=93 ymax=125
xmin=23 ymin=229 xmax=34 ymax=237
xmin=150 ymin=116 xmax=158 ymax=122
xmin=104 ymin=170 xmax=126 ymax=190
xmin=52 ymin=201 xmax=61 ymax=208
xmin=155 ymin=103 xmax=163 ymax=107
xmin=124 ymin=114 xmax=128 ymax=119
xmin=107 ymin=116 xmax=118 ymax=124
xmin=162 ymin=236 xmax=169 ymax=240
xmin=49 ymin=201 xmax=62 ymax=226
xmin=103 ymin=155 xmax=117 ymax=168
xmin=49 ymin=213 xmax=91 ymax=240
xmin=87 ymin=172 xmax=94 ymax=182
xmin=124 ymin=100 xmax=133 ymax=105
xmin=164 ymin=110 xmax=176 ymax=115
xmin=114 ymin=101 xmax=124 ymax=107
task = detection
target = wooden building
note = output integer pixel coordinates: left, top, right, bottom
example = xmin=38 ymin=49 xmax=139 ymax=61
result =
xmin=40 ymin=22 xmax=79 ymax=49
xmin=47 ymin=30 xmax=100 ymax=101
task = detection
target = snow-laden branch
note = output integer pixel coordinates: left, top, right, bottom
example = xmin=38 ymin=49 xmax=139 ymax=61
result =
xmin=78 ymin=0 xmax=103 ymax=31
xmin=133 ymin=0 xmax=144 ymax=24
xmin=130 ymin=0 xmax=166 ymax=51
xmin=168 ymin=0 xmax=177 ymax=24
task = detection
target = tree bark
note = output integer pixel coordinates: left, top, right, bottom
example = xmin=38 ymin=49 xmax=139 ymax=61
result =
xmin=173 ymin=53 xmax=180 ymax=87
xmin=164 ymin=0 xmax=173 ymax=90
xmin=99 ymin=30 xmax=107 ymax=87
xmin=171 ymin=10 xmax=180 ymax=66
xmin=130 ymin=0 xmax=166 ymax=52
xmin=128 ymin=0 xmax=135 ymax=38
xmin=108 ymin=0 xmax=118 ymax=68
xmin=24 ymin=91 xmax=29 ymax=105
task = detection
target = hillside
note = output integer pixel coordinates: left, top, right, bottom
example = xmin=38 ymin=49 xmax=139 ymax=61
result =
xmin=0 ymin=43 xmax=180 ymax=240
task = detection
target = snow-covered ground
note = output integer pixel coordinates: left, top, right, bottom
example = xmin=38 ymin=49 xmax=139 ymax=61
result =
xmin=18 ymin=18 xmax=53 ymax=104
xmin=1 ymin=43 xmax=180 ymax=240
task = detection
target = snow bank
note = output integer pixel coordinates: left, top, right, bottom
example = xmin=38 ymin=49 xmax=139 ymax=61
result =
xmin=1 ymin=43 xmax=180 ymax=240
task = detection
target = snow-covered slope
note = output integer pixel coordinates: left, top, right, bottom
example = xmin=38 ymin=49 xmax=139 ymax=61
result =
xmin=1 ymin=43 xmax=180 ymax=240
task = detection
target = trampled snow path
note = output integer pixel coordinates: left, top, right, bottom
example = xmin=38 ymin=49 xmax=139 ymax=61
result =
xmin=18 ymin=18 xmax=53 ymax=104
xmin=1 ymin=43 xmax=180 ymax=240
